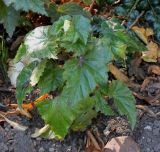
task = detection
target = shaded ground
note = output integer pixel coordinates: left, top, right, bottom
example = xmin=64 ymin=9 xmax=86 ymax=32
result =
xmin=0 ymin=80 xmax=159 ymax=152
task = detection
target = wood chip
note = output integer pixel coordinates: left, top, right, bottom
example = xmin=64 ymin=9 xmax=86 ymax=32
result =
xmin=104 ymin=136 xmax=140 ymax=152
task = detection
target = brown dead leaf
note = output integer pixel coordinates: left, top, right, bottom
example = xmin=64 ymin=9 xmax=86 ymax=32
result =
xmin=132 ymin=26 xmax=148 ymax=44
xmin=146 ymin=28 xmax=154 ymax=37
xmin=108 ymin=63 xmax=129 ymax=83
xmin=108 ymin=63 xmax=140 ymax=90
xmin=104 ymin=136 xmax=140 ymax=152
xmin=148 ymin=65 xmax=160 ymax=75
xmin=136 ymin=105 xmax=156 ymax=117
xmin=133 ymin=92 xmax=159 ymax=105
xmin=142 ymin=41 xmax=158 ymax=62
xmin=141 ymin=77 xmax=156 ymax=92
xmin=86 ymin=131 xmax=102 ymax=152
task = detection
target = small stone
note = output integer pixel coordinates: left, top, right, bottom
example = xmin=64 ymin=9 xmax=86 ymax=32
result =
xmin=49 ymin=147 xmax=54 ymax=152
xmin=144 ymin=125 xmax=152 ymax=131
xmin=39 ymin=147 xmax=45 ymax=152
xmin=36 ymin=137 xmax=42 ymax=141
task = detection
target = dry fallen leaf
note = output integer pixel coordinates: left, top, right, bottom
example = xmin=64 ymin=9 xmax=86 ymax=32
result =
xmin=142 ymin=41 xmax=158 ymax=62
xmin=140 ymin=77 xmax=156 ymax=92
xmin=145 ymin=28 xmax=154 ymax=37
xmin=85 ymin=131 xmax=101 ymax=152
xmin=148 ymin=65 xmax=160 ymax=75
xmin=0 ymin=113 xmax=28 ymax=131
xmin=132 ymin=26 xmax=148 ymax=44
xmin=104 ymin=136 xmax=140 ymax=152
xmin=31 ymin=125 xmax=55 ymax=139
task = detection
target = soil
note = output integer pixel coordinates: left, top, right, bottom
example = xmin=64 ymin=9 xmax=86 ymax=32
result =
xmin=0 ymin=82 xmax=159 ymax=152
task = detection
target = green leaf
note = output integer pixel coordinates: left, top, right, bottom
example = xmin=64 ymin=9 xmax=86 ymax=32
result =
xmin=37 ymin=97 xmax=76 ymax=139
xmin=30 ymin=60 xmax=47 ymax=86
xmin=16 ymin=61 xmax=38 ymax=105
xmin=107 ymin=80 xmax=137 ymax=129
xmin=62 ymin=39 xmax=111 ymax=106
xmin=95 ymin=92 xmax=114 ymax=116
xmin=14 ymin=43 xmax=26 ymax=63
xmin=62 ymin=15 xmax=91 ymax=44
xmin=38 ymin=61 xmax=64 ymax=94
xmin=24 ymin=26 xmax=58 ymax=59
xmin=71 ymin=98 xmax=96 ymax=131
xmin=100 ymin=19 xmax=146 ymax=56
xmin=3 ymin=0 xmax=47 ymax=15
xmin=0 ymin=0 xmax=20 ymax=37
xmin=72 ymin=109 xmax=96 ymax=131
xmin=57 ymin=2 xmax=91 ymax=18
xmin=73 ymin=15 xmax=91 ymax=44
xmin=37 ymin=97 xmax=95 ymax=139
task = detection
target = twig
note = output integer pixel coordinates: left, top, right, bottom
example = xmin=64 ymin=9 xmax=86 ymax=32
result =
xmin=88 ymin=0 xmax=95 ymax=12
xmin=136 ymin=105 xmax=156 ymax=117
xmin=87 ymin=130 xmax=101 ymax=151
xmin=149 ymin=93 xmax=160 ymax=104
xmin=128 ymin=0 xmax=140 ymax=17
xmin=128 ymin=11 xmax=145 ymax=29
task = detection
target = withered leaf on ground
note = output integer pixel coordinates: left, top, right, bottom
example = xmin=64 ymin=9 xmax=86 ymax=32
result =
xmin=148 ymin=65 xmax=160 ymax=75
xmin=142 ymin=41 xmax=158 ymax=62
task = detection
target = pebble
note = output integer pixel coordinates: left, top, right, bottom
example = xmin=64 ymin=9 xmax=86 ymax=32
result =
xmin=49 ymin=147 xmax=55 ymax=152
xmin=39 ymin=147 xmax=45 ymax=152
xmin=144 ymin=125 xmax=152 ymax=131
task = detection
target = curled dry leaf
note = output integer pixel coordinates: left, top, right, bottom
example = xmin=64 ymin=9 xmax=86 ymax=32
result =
xmin=142 ymin=41 xmax=158 ymax=62
xmin=16 ymin=107 xmax=32 ymax=119
xmin=140 ymin=77 xmax=156 ymax=92
xmin=31 ymin=124 xmax=50 ymax=138
xmin=0 ymin=113 xmax=28 ymax=131
xmin=132 ymin=26 xmax=148 ymax=44
xmin=148 ymin=65 xmax=160 ymax=75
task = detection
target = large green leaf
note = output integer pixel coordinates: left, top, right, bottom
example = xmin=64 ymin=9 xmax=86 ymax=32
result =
xmin=16 ymin=61 xmax=38 ymax=105
xmin=57 ymin=2 xmax=91 ymax=18
xmin=14 ymin=43 xmax=26 ymax=63
xmin=51 ymin=15 xmax=91 ymax=55
xmin=0 ymin=0 xmax=20 ymax=37
xmin=71 ymin=98 xmax=96 ymax=131
xmin=38 ymin=61 xmax=64 ymax=94
xmin=37 ymin=98 xmax=76 ymax=139
xmin=61 ymin=39 xmax=111 ymax=106
xmin=61 ymin=15 xmax=91 ymax=44
xmin=30 ymin=60 xmax=47 ymax=86
xmin=100 ymin=18 xmax=146 ymax=55
xmin=3 ymin=0 xmax=47 ymax=15
xmin=107 ymin=80 xmax=137 ymax=129
xmin=24 ymin=26 xmax=58 ymax=59
xmin=37 ymin=97 xmax=95 ymax=139
xmin=95 ymin=92 xmax=114 ymax=116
